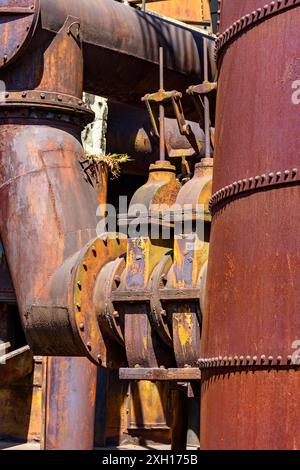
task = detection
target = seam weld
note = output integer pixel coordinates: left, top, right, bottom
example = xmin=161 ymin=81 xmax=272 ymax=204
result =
xmin=216 ymin=0 xmax=300 ymax=59
xmin=198 ymin=354 xmax=298 ymax=368
xmin=209 ymin=168 xmax=298 ymax=212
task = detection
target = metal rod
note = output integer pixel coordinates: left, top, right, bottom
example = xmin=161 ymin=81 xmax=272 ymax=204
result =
xmin=159 ymin=47 xmax=166 ymax=161
xmin=203 ymin=38 xmax=211 ymax=159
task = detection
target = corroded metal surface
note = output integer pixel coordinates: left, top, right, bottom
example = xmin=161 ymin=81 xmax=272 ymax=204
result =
xmin=37 ymin=0 xmax=214 ymax=113
xmin=42 ymin=357 xmax=97 ymax=450
xmin=0 ymin=0 xmax=40 ymax=69
xmin=145 ymin=0 xmax=212 ymax=26
xmin=167 ymin=159 xmax=212 ymax=367
xmin=122 ymin=161 xmax=180 ymax=369
xmin=201 ymin=0 xmax=300 ymax=450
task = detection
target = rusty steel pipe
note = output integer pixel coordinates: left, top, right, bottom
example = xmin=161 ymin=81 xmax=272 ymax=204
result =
xmin=40 ymin=0 xmax=215 ymax=94
xmin=201 ymin=0 xmax=300 ymax=450
xmin=42 ymin=357 xmax=97 ymax=450
xmin=0 ymin=0 xmax=215 ymax=117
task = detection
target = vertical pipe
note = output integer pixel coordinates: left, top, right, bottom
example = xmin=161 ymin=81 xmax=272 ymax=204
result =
xmin=159 ymin=47 xmax=166 ymax=162
xmin=43 ymin=357 xmax=97 ymax=450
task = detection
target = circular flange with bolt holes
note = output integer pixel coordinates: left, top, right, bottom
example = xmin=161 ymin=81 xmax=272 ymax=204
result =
xmin=72 ymin=234 xmax=127 ymax=366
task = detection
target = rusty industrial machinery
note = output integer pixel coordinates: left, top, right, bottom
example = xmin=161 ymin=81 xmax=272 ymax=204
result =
xmin=0 ymin=0 xmax=298 ymax=454
xmin=0 ymin=0 xmax=215 ymax=450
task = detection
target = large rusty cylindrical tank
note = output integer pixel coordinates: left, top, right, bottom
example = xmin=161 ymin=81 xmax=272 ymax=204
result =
xmin=201 ymin=0 xmax=300 ymax=449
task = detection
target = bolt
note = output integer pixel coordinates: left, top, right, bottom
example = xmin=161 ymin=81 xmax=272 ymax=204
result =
xmin=277 ymin=356 xmax=282 ymax=364
xmin=253 ymin=356 xmax=257 ymax=364
xmin=113 ymin=310 xmax=119 ymax=318
xmin=287 ymin=355 xmax=292 ymax=364
xmin=57 ymin=95 xmax=63 ymax=101
xmin=79 ymin=323 xmax=84 ymax=331
xmin=268 ymin=355 xmax=273 ymax=364
xmin=97 ymin=354 xmax=102 ymax=364
xmin=161 ymin=310 xmax=167 ymax=317
xmin=261 ymin=354 xmax=266 ymax=363
xmin=246 ymin=355 xmax=251 ymax=364
xmin=83 ymin=263 xmax=88 ymax=271
xmin=77 ymin=281 xmax=82 ymax=290
xmin=3 ymin=55 xmax=8 ymax=63
xmin=40 ymin=92 xmax=46 ymax=99
xmin=22 ymin=91 xmax=27 ymax=98
xmin=239 ymin=355 xmax=244 ymax=363
xmin=87 ymin=342 xmax=92 ymax=350
xmin=114 ymin=275 xmax=121 ymax=287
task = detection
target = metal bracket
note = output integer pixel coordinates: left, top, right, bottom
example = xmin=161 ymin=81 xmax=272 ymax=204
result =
xmin=142 ymin=90 xmax=202 ymax=156
xmin=187 ymin=81 xmax=217 ymax=120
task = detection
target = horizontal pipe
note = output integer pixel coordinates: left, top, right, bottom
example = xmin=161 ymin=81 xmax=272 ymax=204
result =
xmin=39 ymin=0 xmax=215 ymax=111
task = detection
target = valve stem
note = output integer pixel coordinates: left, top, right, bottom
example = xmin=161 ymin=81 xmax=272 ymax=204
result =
xmin=159 ymin=47 xmax=166 ymax=161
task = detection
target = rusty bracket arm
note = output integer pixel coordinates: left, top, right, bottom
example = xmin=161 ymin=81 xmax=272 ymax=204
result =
xmin=186 ymin=81 xmax=217 ymax=120
xmin=142 ymin=90 xmax=202 ymax=155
